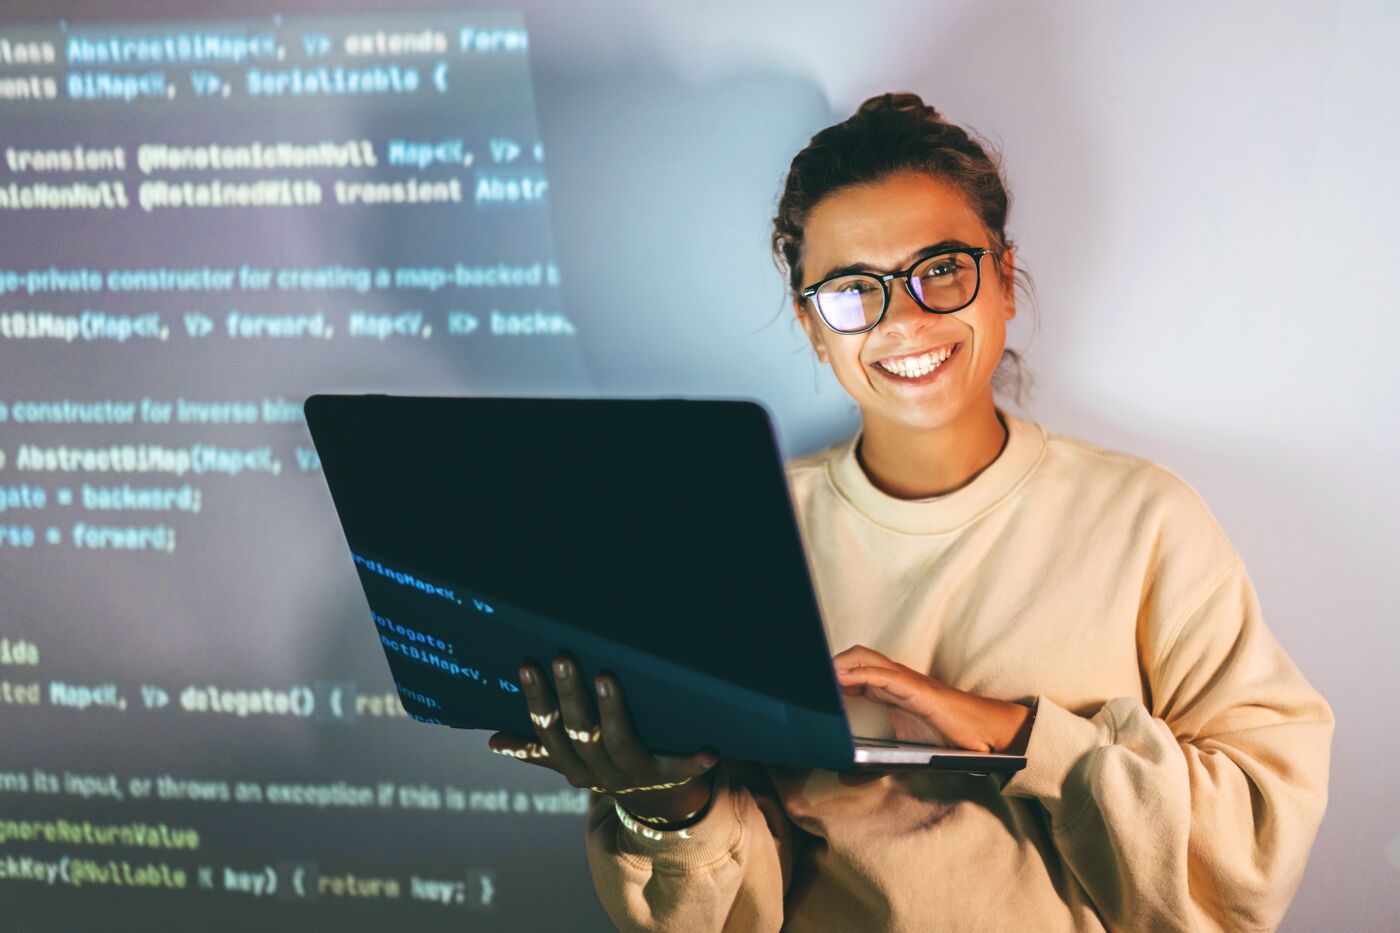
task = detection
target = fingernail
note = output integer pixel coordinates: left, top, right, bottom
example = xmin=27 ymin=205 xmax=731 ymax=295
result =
xmin=701 ymin=754 xmax=717 ymax=768
xmin=519 ymin=666 xmax=534 ymax=686
xmin=555 ymin=659 xmax=570 ymax=680
xmin=595 ymin=678 xmax=609 ymax=699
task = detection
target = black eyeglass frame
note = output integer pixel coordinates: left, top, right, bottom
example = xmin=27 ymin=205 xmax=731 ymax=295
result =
xmin=800 ymin=246 xmax=996 ymax=335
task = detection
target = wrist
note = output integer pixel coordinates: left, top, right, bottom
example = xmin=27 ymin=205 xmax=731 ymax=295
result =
xmin=616 ymin=772 xmax=715 ymax=826
xmin=615 ymin=796 xmax=710 ymax=834
xmin=994 ymin=700 xmax=1035 ymax=755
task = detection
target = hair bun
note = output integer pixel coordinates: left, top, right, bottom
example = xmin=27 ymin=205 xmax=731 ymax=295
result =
xmin=856 ymin=91 xmax=940 ymax=121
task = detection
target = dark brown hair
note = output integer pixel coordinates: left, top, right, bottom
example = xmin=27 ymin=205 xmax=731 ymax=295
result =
xmin=771 ymin=91 xmax=1037 ymax=403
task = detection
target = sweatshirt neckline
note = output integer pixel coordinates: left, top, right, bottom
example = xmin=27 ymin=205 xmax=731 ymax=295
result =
xmin=827 ymin=406 xmax=1047 ymax=534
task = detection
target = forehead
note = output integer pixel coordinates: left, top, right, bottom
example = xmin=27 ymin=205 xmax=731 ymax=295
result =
xmin=802 ymin=172 xmax=984 ymax=272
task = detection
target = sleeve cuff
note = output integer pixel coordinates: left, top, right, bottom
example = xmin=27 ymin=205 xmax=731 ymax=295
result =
xmin=997 ymin=694 xmax=1111 ymax=825
xmin=613 ymin=765 xmax=745 ymax=871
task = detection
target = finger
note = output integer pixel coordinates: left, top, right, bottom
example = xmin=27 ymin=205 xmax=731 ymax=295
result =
xmin=590 ymin=672 xmax=716 ymax=787
xmin=832 ymin=644 xmax=897 ymax=673
xmin=552 ymin=654 xmax=628 ymax=787
xmin=488 ymin=731 xmax=560 ymax=770
xmin=836 ymin=665 xmax=920 ymax=703
xmin=518 ymin=659 xmax=589 ymax=779
xmin=592 ymin=671 xmax=659 ymax=777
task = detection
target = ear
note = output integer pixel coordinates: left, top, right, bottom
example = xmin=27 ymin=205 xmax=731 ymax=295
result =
xmin=999 ymin=248 xmax=1017 ymax=323
xmin=794 ymin=297 xmax=829 ymax=362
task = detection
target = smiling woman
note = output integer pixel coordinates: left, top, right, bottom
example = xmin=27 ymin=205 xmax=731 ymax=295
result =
xmin=777 ymin=97 xmax=1034 ymax=502
xmin=492 ymin=92 xmax=1337 ymax=932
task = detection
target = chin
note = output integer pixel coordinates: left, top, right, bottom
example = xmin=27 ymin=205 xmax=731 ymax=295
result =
xmin=900 ymin=412 xmax=961 ymax=433
xmin=865 ymin=401 xmax=964 ymax=433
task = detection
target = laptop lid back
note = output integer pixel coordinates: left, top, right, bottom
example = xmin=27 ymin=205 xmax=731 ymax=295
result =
xmin=304 ymin=394 xmax=855 ymax=770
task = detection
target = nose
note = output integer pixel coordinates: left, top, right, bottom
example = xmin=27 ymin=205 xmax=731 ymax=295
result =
xmin=878 ymin=273 xmax=935 ymax=333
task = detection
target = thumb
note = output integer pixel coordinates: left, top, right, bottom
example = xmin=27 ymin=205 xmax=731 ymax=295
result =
xmin=655 ymin=747 xmax=719 ymax=782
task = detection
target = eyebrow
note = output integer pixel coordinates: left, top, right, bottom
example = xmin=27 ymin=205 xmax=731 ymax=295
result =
xmin=816 ymin=239 xmax=975 ymax=282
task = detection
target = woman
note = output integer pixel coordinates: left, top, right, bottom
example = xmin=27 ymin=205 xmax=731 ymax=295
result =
xmin=489 ymin=92 xmax=1334 ymax=931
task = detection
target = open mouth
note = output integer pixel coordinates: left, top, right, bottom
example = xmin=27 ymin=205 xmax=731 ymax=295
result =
xmin=871 ymin=341 xmax=962 ymax=382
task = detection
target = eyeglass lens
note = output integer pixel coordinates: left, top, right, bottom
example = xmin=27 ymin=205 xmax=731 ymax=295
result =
xmin=814 ymin=251 xmax=979 ymax=332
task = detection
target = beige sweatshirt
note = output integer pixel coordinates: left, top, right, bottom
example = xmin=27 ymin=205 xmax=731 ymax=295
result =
xmin=585 ymin=406 xmax=1334 ymax=932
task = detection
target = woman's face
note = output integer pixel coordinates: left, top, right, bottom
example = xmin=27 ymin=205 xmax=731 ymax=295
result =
xmin=793 ymin=171 xmax=1015 ymax=433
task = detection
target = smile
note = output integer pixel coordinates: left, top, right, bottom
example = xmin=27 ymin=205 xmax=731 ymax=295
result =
xmin=871 ymin=342 xmax=962 ymax=381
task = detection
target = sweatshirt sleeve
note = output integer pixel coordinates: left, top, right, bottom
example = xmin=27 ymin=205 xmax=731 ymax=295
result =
xmin=998 ymin=548 xmax=1335 ymax=932
xmin=584 ymin=759 xmax=802 ymax=933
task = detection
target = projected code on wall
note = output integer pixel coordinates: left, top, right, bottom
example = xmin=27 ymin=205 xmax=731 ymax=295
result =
xmin=0 ymin=8 xmax=605 ymax=932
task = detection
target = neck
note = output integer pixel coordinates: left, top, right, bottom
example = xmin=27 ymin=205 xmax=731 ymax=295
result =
xmin=856 ymin=394 xmax=1008 ymax=500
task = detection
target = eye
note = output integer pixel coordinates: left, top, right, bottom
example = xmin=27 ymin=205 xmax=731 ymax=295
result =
xmin=918 ymin=254 xmax=969 ymax=285
xmin=830 ymin=277 xmax=874 ymax=293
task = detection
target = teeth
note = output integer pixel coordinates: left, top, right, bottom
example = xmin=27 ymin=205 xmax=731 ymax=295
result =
xmin=878 ymin=344 xmax=955 ymax=378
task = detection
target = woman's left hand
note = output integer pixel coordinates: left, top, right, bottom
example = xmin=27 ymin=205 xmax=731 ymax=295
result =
xmin=833 ymin=644 xmax=1034 ymax=754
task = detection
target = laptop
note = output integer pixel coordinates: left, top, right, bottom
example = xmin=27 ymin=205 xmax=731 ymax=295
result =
xmin=303 ymin=394 xmax=1026 ymax=775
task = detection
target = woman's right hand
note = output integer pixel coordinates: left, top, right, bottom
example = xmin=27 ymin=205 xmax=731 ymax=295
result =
xmin=488 ymin=653 xmax=719 ymax=826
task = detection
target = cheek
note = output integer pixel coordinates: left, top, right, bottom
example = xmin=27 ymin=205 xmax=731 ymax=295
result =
xmin=831 ymin=347 xmax=873 ymax=384
xmin=960 ymin=307 xmax=1008 ymax=362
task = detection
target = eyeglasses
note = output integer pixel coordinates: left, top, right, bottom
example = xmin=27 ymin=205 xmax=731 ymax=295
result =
xmin=800 ymin=247 xmax=995 ymax=335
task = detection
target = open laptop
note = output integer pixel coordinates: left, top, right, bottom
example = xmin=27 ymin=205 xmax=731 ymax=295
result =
xmin=303 ymin=394 xmax=1026 ymax=775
